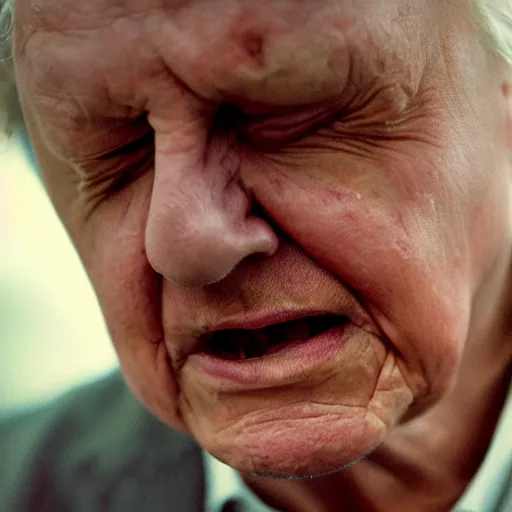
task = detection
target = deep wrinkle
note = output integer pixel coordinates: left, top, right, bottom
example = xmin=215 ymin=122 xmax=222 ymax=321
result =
xmin=12 ymin=0 xmax=512 ymax=509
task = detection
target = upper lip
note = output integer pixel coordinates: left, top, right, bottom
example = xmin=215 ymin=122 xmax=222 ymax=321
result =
xmin=209 ymin=309 xmax=339 ymax=333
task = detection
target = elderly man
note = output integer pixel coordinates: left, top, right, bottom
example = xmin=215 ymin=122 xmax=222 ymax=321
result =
xmin=1 ymin=0 xmax=511 ymax=510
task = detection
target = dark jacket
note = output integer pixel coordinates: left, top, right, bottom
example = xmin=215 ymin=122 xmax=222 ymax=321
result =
xmin=0 ymin=372 xmax=204 ymax=512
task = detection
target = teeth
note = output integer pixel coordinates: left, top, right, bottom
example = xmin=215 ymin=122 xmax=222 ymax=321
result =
xmin=264 ymin=325 xmax=283 ymax=348
xmin=244 ymin=330 xmax=269 ymax=358
xmin=238 ymin=346 xmax=247 ymax=361
xmin=253 ymin=330 xmax=269 ymax=350
xmin=205 ymin=315 xmax=347 ymax=360
xmin=281 ymin=319 xmax=311 ymax=342
xmin=219 ymin=330 xmax=270 ymax=360
xmin=220 ymin=332 xmax=245 ymax=360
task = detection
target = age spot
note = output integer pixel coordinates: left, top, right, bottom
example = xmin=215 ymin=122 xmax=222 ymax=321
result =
xmin=243 ymin=32 xmax=266 ymax=68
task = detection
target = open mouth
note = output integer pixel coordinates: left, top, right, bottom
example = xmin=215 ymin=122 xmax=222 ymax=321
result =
xmin=202 ymin=314 xmax=350 ymax=361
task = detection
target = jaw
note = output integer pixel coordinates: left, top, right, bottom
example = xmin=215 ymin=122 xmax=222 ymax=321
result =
xmin=179 ymin=331 xmax=414 ymax=477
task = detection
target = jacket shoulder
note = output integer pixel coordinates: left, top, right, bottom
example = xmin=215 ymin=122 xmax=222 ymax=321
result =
xmin=0 ymin=371 xmax=204 ymax=512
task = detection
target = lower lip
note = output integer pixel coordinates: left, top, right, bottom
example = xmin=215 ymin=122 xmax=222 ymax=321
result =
xmin=187 ymin=323 xmax=354 ymax=388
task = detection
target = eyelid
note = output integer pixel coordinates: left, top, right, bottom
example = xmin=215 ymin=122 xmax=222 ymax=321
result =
xmin=60 ymin=115 xmax=153 ymax=165
xmin=239 ymin=104 xmax=346 ymax=149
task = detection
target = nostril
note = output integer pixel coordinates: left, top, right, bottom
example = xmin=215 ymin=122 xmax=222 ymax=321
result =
xmin=249 ymin=200 xmax=272 ymax=221
xmin=211 ymin=103 xmax=245 ymax=133
xmin=243 ymin=214 xmax=279 ymax=255
xmin=248 ymin=200 xmax=282 ymax=237
xmin=146 ymin=212 xmax=279 ymax=288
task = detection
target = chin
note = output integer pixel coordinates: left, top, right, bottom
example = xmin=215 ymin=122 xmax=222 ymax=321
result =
xmin=196 ymin=407 xmax=389 ymax=478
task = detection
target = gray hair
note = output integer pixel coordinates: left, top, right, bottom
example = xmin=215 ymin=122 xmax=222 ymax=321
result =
xmin=478 ymin=0 xmax=512 ymax=61
xmin=0 ymin=0 xmax=511 ymax=135
xmin=0 ymin=0 xmax=16 ymax=134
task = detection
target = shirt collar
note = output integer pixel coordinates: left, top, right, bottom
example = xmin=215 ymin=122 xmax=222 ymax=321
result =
xmin=204 ymin=383 xmax=512 ymax=512
xmin=453 ymin=382 xmax=512 ymax=512
xmin=203 ymin=449 xmax=277 ymax=512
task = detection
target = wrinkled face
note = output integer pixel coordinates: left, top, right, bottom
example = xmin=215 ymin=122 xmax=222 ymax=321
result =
xmin=12 ymin=0 xmax=512 ymax=476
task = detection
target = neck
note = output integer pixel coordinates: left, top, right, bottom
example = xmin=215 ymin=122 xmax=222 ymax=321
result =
xmin=244 ymin=259 xmax=512 ymax=512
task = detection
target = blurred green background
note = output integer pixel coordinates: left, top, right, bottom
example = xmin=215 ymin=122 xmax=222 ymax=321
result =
xmin=0 ymin=132 xmax=117 ymax=413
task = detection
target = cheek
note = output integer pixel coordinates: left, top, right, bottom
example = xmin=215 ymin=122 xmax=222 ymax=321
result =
xmin=79 ymin=176 xmax=189 ymax=432
xmin=245 ymin=160 xmax=472 ymax=402
xmin=465 ymin=162 xmax=512 ymax=287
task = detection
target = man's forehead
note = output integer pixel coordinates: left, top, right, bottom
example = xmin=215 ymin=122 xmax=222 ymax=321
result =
xmin=14 ymin=0 xmax=444 ymax=108
xmin=16 ymin=0 xmax=442 ymax=34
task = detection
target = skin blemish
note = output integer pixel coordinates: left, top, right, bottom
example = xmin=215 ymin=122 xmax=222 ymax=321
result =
xmin=243 ymin=32 xmax=266 ymax=68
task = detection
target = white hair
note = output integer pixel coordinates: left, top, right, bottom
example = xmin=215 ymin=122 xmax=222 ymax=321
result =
xmin=0 ymin=0 xmax=511 ymax=134
xmin=477 ymin=0 xmax=512 ymax=61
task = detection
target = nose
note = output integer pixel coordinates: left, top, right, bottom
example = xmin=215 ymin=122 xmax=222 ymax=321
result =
xmin=145 ymin=128 xmax=279 ymax=287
